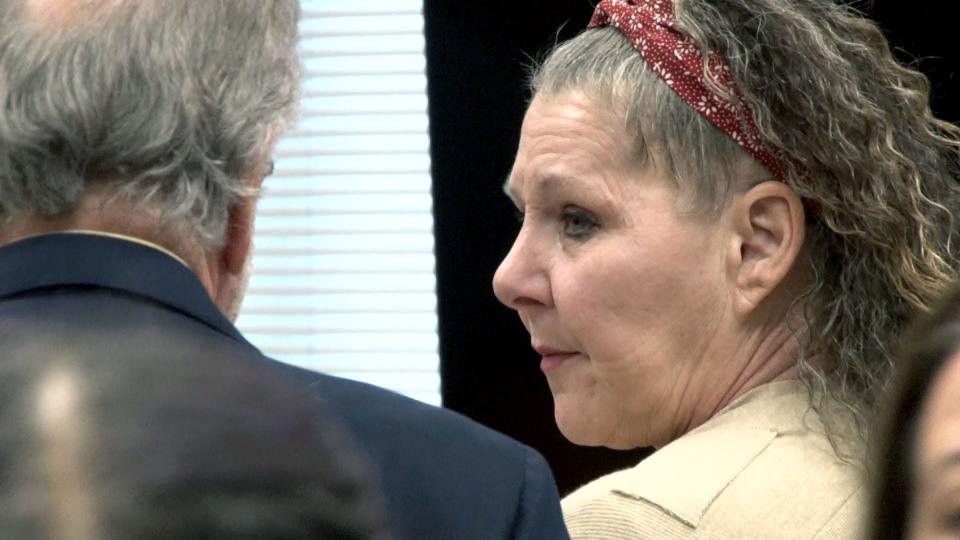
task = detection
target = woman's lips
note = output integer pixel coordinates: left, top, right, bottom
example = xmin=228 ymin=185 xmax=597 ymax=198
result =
xmin=539 ymin=352 xmax=576 ymax=372
xmin=532 ymin=343 xmax=578 ymax=372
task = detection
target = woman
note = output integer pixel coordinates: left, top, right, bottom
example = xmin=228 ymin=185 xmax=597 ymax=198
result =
xmin=872 ymin=284 xmax=960 ymax=539
xmin=492 ymin=0 xmax=960 ymax=537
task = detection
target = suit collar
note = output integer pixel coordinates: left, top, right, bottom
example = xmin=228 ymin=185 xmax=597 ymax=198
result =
xmin=0 ymin=232 xmax=248 ymax=344
xmin=57 ymin=229 xmax=190 ymax=267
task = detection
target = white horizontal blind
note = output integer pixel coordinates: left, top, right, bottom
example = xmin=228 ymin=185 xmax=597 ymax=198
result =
xmin=236 ymin=0 xmax=441 ymax=406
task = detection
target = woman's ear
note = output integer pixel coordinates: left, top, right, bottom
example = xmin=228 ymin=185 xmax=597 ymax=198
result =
xmin=726 ymin=181 xmax=806 ymax=318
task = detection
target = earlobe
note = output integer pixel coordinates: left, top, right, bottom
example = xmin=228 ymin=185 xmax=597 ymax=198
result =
xmin=730 ymin=181 xmax=806 ymax=317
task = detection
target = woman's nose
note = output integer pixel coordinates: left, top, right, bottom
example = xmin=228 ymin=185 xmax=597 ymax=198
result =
xmin=492 ymin=231 xmax=551 ymax=310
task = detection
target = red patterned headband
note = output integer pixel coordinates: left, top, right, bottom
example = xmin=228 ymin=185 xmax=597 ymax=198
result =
xmin=588 ymin=0 xmax=788 ymax=181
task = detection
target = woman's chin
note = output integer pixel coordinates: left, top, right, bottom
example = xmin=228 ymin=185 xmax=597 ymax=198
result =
xmin=554 ymin=403 xmax=613 ymax=447
xmin=554 ymin=403 xmax=649 ymax=449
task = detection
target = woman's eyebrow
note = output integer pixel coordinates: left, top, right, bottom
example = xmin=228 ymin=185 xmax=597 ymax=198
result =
xmin=503 ymin=173 xmax=602 ymax=212
xmin=507 ymin=173 xmax=586 ymax=197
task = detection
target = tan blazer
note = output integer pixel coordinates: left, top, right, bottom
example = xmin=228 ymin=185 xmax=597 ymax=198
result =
xmin=561 ymin=381 xmax=865 ymax=539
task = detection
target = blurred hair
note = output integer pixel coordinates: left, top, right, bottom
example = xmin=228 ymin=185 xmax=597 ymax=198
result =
xmin=0 ymin=330 xmax=387 ymax=539
xmin=0 ymin=0 xmax=301 ymax=248
xmin=869 ymin=283 xmax=960 ymax=539
xmin=532 ymin=0 xmax=960 ymax=458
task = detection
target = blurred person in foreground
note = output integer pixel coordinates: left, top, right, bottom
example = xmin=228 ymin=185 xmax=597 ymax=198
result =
xmin=492 ymin=0 xmax=960 ymax=537
xmin=0 ymin=330 xmax=385 ymax=539
xmin=871 ymin=283 xmax=960 ymax=540
xmin=0 ymin=1 xmax=568 ymax=538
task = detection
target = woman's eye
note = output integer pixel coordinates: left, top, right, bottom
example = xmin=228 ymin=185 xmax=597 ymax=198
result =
xmin=560 ymin=207 xmax=599 ymax=239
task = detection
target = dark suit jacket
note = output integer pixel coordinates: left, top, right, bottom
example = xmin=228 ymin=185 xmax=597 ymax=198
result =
xmin=0 ymin=233 xmax=569 ymax=540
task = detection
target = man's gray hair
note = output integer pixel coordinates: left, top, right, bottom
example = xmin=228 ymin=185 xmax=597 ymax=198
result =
xmin=0 ymin=0 xmax=301 ymax=248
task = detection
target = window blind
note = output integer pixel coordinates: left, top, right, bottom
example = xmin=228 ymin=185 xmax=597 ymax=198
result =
xmin=236 ymin=0 xmax=441 ymax=406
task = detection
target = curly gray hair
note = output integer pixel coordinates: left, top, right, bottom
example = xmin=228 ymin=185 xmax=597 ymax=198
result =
xmin=0 ymin=0 xmax=301 ymax=248
xmin=533 ymin=0 xmax=960 ymax=458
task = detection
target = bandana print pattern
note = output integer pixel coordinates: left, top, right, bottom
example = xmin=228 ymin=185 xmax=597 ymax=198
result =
xmin=589 ymin=0 xmax=788 ymax=180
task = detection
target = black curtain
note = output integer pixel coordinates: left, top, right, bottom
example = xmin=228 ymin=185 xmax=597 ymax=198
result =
xmin=423 ymin=0 xmax=645 ymax=497
xmin=870 ymin=1 xmax=959 ymax=123
xmin=424 ymin=0 xmax=958 ymax=496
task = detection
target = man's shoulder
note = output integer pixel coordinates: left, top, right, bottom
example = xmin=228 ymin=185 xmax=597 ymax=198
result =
xmin=274 ymin=362 xmax=532 ymax=462
xmin=269 ymin=361 xmax=569 ymax=540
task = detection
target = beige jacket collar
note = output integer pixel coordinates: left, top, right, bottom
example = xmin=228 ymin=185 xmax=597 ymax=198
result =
xmin=611 ymin=381 xmax=821 ymax=527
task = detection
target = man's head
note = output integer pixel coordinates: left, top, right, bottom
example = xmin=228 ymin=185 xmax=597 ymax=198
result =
xmin=0 ymin=0 xmax=301 ymax=317
xmin=0 ymin=326 xmax=387 ymax=539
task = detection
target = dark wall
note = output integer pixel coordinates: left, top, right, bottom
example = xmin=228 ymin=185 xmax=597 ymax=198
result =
xmin=870 ymin=1 xmax=959 ymax=123
xmin=423 ymin=0 xmax=649 ymax=497
xmin=424 ymin=0 xmax=959 ymax=497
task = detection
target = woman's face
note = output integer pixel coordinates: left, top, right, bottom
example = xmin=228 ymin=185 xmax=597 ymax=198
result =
xmin=910 ymin=351 xmax=960 ymax=539
xmin=493 ymin=91 xmax=737 ymax=449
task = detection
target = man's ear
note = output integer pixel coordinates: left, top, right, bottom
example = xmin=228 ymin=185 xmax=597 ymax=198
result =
xmin=222 ymin=197 xmax=256 ymax=277
xmin=727 ymin=180 xmax=806 ymax=318
xmin=221 ymin=164 xmax=268 ymax=277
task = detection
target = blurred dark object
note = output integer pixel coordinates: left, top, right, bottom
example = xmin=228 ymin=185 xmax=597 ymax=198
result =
xmin=0 ymin=306 xmax=386 ymax=539
xmin=426 ymin=0 xmax=960 ymax=496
